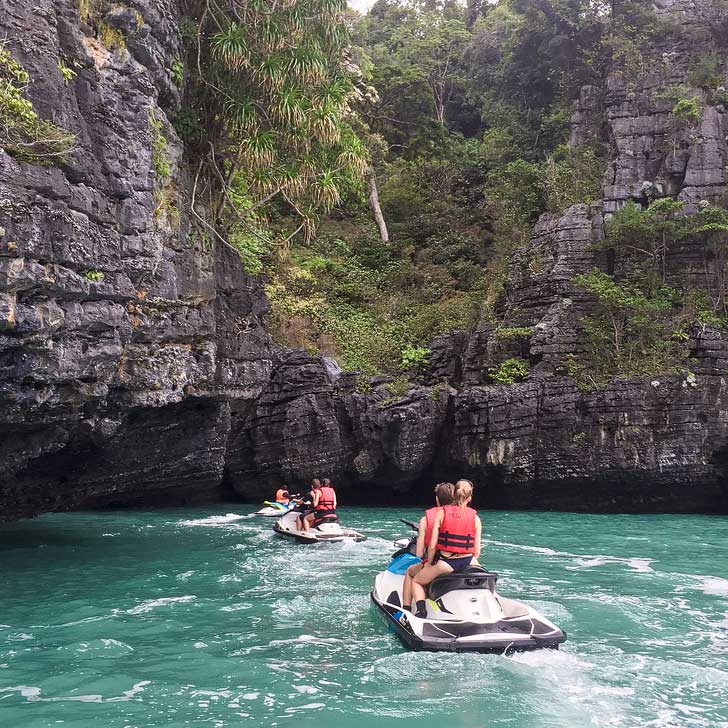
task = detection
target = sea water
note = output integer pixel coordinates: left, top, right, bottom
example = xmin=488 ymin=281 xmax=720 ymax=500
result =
xmin=1 ymin=506 xmax=727 ymax=727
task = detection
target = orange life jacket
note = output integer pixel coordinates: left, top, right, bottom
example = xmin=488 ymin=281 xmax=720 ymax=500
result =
xmin=313 ymin=486 xmax=337 ymax=525
xmin=423 ymin=506 xmax=441 ymax=550
xmin=436 ymin=505 xmax=477 ymax=554
xmin=275 ymin=488 xmax=289 ymax=504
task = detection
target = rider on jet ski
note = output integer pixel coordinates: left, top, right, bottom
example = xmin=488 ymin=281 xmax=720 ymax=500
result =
xmin=274 ymin=487 xmax=290 ymax=505
xmin=411 ymin=479 xmax=482 ymax=618
xmin=295 ymin=479 xmax=318 ymax=530
xmin=302 ymin=478 xmax=337 ymax=532
xmin=402 ymin=481 xmax=455 ymax=611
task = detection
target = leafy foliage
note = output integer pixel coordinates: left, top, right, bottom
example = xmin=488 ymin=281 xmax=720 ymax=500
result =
xmin=572 ymin=269 xmax=688 ymax=388
xmin=605 ymin=201 xmax=728 ymax=312
xmin=488 ymin=357 xmax=530 ymax=385
xmin=181 ymin=0 xmax=369 ymax=245
xmin=0 ymin=45 xmax=75 ymax=164
xmin=266 ymin=232 xmax=479 ymax=373
xmin=400 ymin=344 xmax=430 ymax=371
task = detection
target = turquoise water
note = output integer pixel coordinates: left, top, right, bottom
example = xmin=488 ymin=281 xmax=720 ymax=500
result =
xmin=1 ymin=506 xmax=727 ymax=728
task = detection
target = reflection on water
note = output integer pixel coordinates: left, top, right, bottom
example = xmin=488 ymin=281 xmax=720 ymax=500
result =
xmin=1 ymin=506 xmax=727 ymax=727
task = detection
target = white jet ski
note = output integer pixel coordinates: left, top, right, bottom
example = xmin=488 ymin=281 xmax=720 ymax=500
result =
xmin=273 ymin=507 xmax=366 ymax=543
xmin=371 ymin=519 xmax=566 ymax=653
xmin=253 ymin=500 xmax=294 ymax=517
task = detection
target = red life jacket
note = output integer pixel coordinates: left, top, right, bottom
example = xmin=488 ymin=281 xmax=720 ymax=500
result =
xmin=275 ymin=488 xmax=289 ymax=504
xmin=436 ymin=505 xmax=477 ymax=554
xmin=423 ymin=506 xmax=441 ymax=549
xmin=313 ymin=486 xmax=337 ymax=525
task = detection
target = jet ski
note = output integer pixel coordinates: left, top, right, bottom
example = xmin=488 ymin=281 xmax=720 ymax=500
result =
xmin=371 ymin=519 xmax=567 ymax=653
xmin=273 ymin=507 xmax=366 ymax=544
xmin=253 ymin=501 xmax=294 ymax=517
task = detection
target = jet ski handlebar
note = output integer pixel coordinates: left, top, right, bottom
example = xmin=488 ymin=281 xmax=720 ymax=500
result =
xmin=399 ymin=518 xmax=419 ymax=532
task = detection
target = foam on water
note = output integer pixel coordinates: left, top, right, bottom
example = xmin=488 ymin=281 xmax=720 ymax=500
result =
xmin=178 ymin=513 xmax=247 ymax=526
xmin=125 ymin=595 xmax=196 ymax=614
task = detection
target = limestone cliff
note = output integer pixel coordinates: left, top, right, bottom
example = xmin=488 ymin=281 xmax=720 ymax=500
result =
xmin=1 ymin=0 xmax=727 ymax=519
xmin=0 ymin=0 xmax=271 ymax=519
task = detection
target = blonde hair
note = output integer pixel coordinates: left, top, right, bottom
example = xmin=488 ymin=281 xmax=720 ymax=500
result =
xmin=453 ymin=479 xmax=473 ymax=506
xmin=434 ymin=482 xmax=455 ymax=506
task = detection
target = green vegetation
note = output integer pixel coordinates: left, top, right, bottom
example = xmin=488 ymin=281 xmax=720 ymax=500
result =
xmin=58 ymin=60 xmax=77 ymax=85
xmin=172 ymin=0 xmax=727 ymax=382
xmin=494 ymin=327 xmax=534 ymax=341
xmin=400 ymin=345 xmax=430 ymax=372
xmin=573 ymin=269 xmax=687 ymax=388
xmin=83 ymin=269 xmax=105 ymax=282
xmin=488 ymin=357 xmax=530 ymax=385
xmin=570 ymin=202 xmax=728 ymax=387
xmin=149 ymin=110 xmax=180 ymax=227
xmin=265 ymin=233 xmax=478 ymax=373
xmin=98 ymin=22 xmax=126 ymax=51
xmin=171 ymin=58 xmax=184 ymax=87
xmin=78 ymin=0 xmax=103 ymax=23
xmin=149 ymin=110 xmax=170 ymax=183
xmin=671 ymin=97 xmax=702 ymax=124
xmin=180 ymin=0 xmax=368 ymax=244
xmin=0 ymin=45 xmax=75 ymax=164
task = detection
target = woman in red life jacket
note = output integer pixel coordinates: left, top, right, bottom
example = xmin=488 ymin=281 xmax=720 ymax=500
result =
xmin=297 ymin=479 xmax=320 ymax=531
xmin=411 ymin=479 xmax=482 ymax=618
xmin=402 ymin=482 xmax=455 ymax=611
xmin=274 ymin=488 xmax=290 ymax=505
xmin=302 ymin=478 xmax=338 ymax=531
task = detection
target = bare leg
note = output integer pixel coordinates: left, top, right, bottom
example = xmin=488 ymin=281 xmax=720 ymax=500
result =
xmin=411 ymin=562 xmax=452 ymax=610
xmin=302 ymin=513 xmax=315 ymax=531
xmin=402 ymin=562 xmax=423 ymax=610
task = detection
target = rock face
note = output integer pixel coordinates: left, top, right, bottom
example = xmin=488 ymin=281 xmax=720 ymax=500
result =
xmin=1 ymin=0 xmax=728 ymax=520
xmin=221 ymin=0 xmax=728 ymax=513
xmin=0 ymin=0 xmax=271 ymax=520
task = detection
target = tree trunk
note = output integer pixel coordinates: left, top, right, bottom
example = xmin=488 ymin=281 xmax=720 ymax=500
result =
xmin=368 ymin=174 xmax=389 ymax=243
xmin=466 ymin=0 xmax=483 ymax=30
xmin=430 ymin=80 xmax=446 ymax=125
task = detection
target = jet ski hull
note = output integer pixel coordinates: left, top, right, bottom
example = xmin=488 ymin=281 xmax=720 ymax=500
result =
xmin=371 ymin=592 xmax=565 ymax=654
xmin=272 ymin=510 xmax=366 ymax=543
xmin=254 ymin=506 xmax=291 ymax=517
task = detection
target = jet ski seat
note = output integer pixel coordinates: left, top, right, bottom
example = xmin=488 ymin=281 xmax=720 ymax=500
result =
xmin=428 ymin=567 xmax=499 ymax=601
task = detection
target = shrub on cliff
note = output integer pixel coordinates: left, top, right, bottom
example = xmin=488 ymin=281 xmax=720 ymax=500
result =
xmin=573 ymin=269 xmax=689 ymax=388
xmin=0 ymin=45 xmax=74 ymax=164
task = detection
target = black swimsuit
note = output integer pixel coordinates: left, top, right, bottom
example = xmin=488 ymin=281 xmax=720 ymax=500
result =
xmin=439 ymin=554 xmax=473 ymax=572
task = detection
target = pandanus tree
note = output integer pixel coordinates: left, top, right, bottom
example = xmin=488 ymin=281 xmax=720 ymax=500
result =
xmin=182 ymin=0 xmax=370 ymax=257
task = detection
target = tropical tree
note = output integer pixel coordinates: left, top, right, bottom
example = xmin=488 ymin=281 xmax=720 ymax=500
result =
xmin=355 ymin=0 xmax=474 ymax=152
xmin=181 ymin=0 xmax=370 ymax=251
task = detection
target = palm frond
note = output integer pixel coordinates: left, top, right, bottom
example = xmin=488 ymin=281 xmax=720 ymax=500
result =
xmin=212 ymin=23 xmax=250 ymax=71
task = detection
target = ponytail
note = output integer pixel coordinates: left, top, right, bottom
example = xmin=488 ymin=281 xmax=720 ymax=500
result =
xmin=453 ymin=479 xmax=473 ymax=506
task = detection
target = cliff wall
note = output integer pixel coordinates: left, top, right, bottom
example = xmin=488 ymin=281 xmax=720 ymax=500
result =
xmin=1 ymin=0 xmax=727 ymax=519
xmin=0 ymin=0 xmax=271 ymax=519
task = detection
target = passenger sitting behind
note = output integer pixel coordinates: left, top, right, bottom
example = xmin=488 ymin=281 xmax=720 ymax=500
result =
xmin=296 ymin=479 xmax=319 ymax=531
xmin=411 ymin=479 xmax=482 ymax=619
xmin=402 ymin=481 xmax=455 ymax=611
xmin=303 ymin=477 xmax=337 ymax=531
